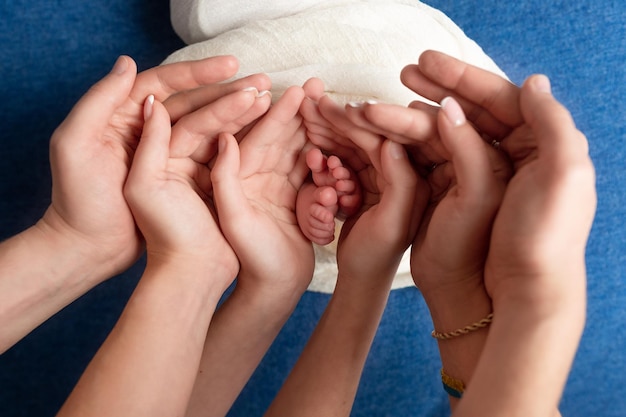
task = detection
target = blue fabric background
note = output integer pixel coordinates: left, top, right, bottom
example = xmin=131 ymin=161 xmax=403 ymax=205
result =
xmin=0 ymin=1 xmax=624 ymax=416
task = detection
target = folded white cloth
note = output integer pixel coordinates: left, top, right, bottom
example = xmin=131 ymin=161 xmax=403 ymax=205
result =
xmin=165 ymin=0 xmax=506 ymax=293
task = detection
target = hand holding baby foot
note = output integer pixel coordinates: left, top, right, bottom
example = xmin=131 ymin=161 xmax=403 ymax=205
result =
xmin=211 ymin=86 xmax=314 ymax=297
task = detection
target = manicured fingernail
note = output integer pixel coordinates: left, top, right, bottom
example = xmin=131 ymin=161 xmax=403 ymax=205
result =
xmin=388 ymin=140 xmax=406 ymax=160
xmin=242 ymin=87 xmax=271 ymax=99
xmin=441 ymin=96 xmax=466 ymax=127
xmin=144 ymin=95 xmax=154 ymax=120
xmin=348 ymin=101 xmax=364 ymax=108
xmin=366 ymin=99 xmax=378 ymax=105
xmin=111 ymin=56 xmax=129 ymax=75
xmin=242 ymin=86 xmax=259 ymax=94
xmin=531 ymin=74 xmax=552 ymax=94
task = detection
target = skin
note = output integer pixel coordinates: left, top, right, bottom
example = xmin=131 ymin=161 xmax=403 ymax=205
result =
xmin=0 ymin=55 xmax=271 ymax=354
xmin=265 ymin=118 xmax=420 ymax=417
xmin=56 ymin=94 xmax=241 ymax=417
xmin=295 ymin=147 xmax=362 ymax=245
xmin=299 ymin=81 xmax=506 ymax=412
xmin=184 ymin=86 xmax=317 ymax=417
xmin=344 ymin=51 xmax=595 ymax=416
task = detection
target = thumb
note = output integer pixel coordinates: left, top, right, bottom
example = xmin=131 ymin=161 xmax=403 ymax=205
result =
xmin=377 ymin=140 xmax=420 ymax=239
xmin=130 ymin=96 xmax=172 ymax=177
xmin=56 ymin=56 xmax=137 ymax=138
xmin=210 ymin=133 xmax=249 ymax=233
xmin=438 ymin=96 xmax=498 ymax=200
xmin=520 ymin=75 xmax=589 ymax=166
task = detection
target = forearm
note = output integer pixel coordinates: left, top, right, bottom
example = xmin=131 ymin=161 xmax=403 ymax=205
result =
xmin=454 ymin=270 xmax=586 ymax=417
xmin=421 ymin=277 xmax=493 ymax=409
xmin=454 ymin=305 xmax=583 ymax=417
xmin=0 ymin=222 xmax=108 ymax=353
xmin=56 ymin=259 xmax=228 ymax=417
xmin=185 ymin=279 xmax=302 ymax=417
xmin=264 ymin=273 xmax=393 ymax=417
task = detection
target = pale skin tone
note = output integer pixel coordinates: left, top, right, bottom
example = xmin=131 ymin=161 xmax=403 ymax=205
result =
xmin=183 ymin=86 xmax=318 ymax=417
xmin=56 ymin=91 xmax=243 ymax=417
xmin=4 ymin=50 xmax=594 ymax=417
xmin=295 ymin=147 xmax=362 ymax=245
xmin=48 ymin=69 xmax=317 ymax=417
xmin=0 ymin=55 xmax=272 ymax=354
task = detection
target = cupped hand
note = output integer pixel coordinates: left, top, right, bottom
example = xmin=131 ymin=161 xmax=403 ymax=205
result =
xmin=402 ymin=52 xmax=596 ymax=308
xmin=210 ymin=86 xmax=315 ymax=298
xmin=124 ymin=95 xmax=242 ymax=284
xmin=330 ymin=95 xmax=509 ymax=297
xmin=408 ymin=97 xmax=510 ymax=297
xmin=42 ymin=55 xmax=268 ymax=281
xmin=300 ymin=87 xmax=424 ymax=283
xmin=484 ymin=75 xmax=596 ymax=312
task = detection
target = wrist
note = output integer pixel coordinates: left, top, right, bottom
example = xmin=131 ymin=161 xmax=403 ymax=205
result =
xmin=420 ymin=275 xmax=492 ymax=406
xmin=0 ymin=222 xmax=115 ymax=352
xmin=234 ymin=270 xmax=308 ymax=317
xmin=30 ymin=219 xmax=110 ymax=288
xmin=422 ymin=274 xmax=492 ymax=329
xmin=145 ymin=251 xmax=238 ymax=296
xmin=487 ymin=264 xmax=587 ymax=324
xmin=37 ymin=208 xmax=140 ymax=285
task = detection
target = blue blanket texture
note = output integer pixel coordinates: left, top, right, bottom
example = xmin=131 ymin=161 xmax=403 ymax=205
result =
xmin=0 ymin=1 xmax=624 ymax=416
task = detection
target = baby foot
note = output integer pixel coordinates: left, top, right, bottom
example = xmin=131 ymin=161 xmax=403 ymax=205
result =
xmin=296 ymin=148 xmax=362 ymax=245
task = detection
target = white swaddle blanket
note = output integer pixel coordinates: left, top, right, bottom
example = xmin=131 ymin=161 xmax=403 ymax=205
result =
xmin=164 ymin=0 xmax=505 ymax=293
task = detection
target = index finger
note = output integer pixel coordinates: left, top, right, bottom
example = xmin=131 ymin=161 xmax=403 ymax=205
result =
xmin=131 ymin=55 xmax=240 ymax=102
xmin=404 ymin=50 xmax=523 ymax=135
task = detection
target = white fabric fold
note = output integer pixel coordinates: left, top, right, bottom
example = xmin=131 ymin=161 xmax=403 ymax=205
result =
xmin=165 ymin=0 xmax=506 ymax=293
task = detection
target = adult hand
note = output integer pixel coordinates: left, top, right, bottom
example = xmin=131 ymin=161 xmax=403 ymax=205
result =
xmin=484 ymin=75 xmax=596 ymax=313
xmin=300 ymin=84 xmax=423 ymax=282
xmin=211 ymin=86 xmax=314 ymax=297
xmin=404 ymin=52 xmax=595 ymax=306
xmin=0 ymin=55 xmax=270 ymax=353
xmin=182 ymin=87 xmax=314 ymax=417
xmin=43 ymin=55 xmax=268 ymax=281
xmin=123 ymin=94 xmax=241 ymax=284
xmin=305 ymin=80 xmax=509 ymax=294
xmin=265 ymin=83 xmax=421 ymax=417
xmin=56 ymin=94 xmax=251 ymax=417
xmin=453 ymin=75 xmax=595 ymax=417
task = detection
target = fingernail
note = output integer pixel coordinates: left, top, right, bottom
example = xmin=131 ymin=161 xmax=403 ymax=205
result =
xmin=242 ymin=87 xmax=272 ymax=99
xmin=388 ymin=140 xmax=405 ymax=160
xmin=111 ymin=56 xmax=129 ymax=75
xmin=144 ymin=95 xmax=154 ymax=120
xmin=531 ymin=74 xmax=552 ymax=94
xmin=347 ymin=101 xmax=364 ymax=108
xmin=366 ymin=99 xmax=378 ymax=105
xmin=218 ymin=134 xmax=227 ymax=153
xmin=242 ymin=86 xmax=259 ymax=94
xmin=441 ymin=96 xmax=466 ymax=127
